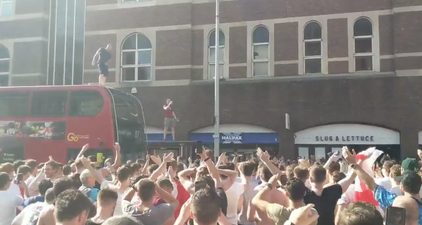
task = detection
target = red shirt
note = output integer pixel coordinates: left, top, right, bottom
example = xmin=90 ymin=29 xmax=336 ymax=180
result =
xmin=174 ymin=179 xmax=190 ymax=219
xmin=164 ymin=105 xmax=174 ymax=118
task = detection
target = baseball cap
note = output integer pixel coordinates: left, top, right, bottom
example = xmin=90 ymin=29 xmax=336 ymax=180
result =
xmin=401 ymin=158 xmax=420 ymax=172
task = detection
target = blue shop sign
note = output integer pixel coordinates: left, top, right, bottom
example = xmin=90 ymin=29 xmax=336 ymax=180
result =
xmin=189 ymin=132 xmax=279 ymax=144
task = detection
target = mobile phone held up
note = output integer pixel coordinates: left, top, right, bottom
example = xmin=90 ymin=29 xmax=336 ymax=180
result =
xmin=16 ymin=173 xmax=23 ymax=183
xmin=386 ymin=206 xmax=406 ymax=225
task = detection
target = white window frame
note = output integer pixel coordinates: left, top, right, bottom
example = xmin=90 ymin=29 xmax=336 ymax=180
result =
xmin=0 ymin=0 xmax=13 ymax=17
xmin=0 ymin=46 xmax=10 ymax=85
xmin=303 ymin=23 xmax=323 ymax=74
xmin=208 ymin=45 xmax=224 ymax=79
xmin=121 ymin=0 xmax=151 ymax=3
xmin=121 ymin=33 xmax=152 ymax=82
xmin=353 ymin=19 xmax=374 ymax=72
xmin=208 ymin=30 xmax=225 ymax=79
xmin=252 ymin=27 xmax=270 ymax=77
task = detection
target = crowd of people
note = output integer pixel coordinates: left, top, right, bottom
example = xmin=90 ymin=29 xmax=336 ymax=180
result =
xmin=0 ymin=142 xmax=421 ymax=225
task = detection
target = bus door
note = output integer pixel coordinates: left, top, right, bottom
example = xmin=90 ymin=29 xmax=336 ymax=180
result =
xmin=0 ymin=137 xmax=25 ymax=163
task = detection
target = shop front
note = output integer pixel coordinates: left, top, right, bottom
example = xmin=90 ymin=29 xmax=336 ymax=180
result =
xmin=189 ymin=124 xmax=279 ymax=156
xmin=146 ymin=126 xmax=165 ymax=141
xmin=294 ymin=124 xmax=401 ymax=160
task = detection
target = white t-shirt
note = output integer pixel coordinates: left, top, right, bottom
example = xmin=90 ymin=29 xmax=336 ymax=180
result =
xmin=0 ymin=190 xmax=24 ymax=225
xmin=337 ymin=184 xmax=355 ymax=205
xmin=224 ymin=181 xmax=244 ymax=224
xmin=390 ymin=185 xmax=402 ymax=196
xmin=375 ymin=177 xmax=392 ymax=191
xmin=8 ymin=183 xmax=22 ymax=197
xmin=12 ymin=201 xmax=46 ymax=225
xmin=25 ymin=175 xmax=35 ymax=186
xmin=114 ymin=190 xmax=125 ymax=216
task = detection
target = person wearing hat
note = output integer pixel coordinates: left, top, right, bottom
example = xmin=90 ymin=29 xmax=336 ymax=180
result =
xmin=401 ymin=158 xmax=421 ymax=173
xmin=0 ymin=172 xmax=24 ymax=225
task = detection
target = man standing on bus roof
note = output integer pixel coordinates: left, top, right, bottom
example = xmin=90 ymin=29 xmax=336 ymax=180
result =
xmin=163 ymin=99 xmax=179 ymax=141
xmin=92 ymin=44 xmax=112 ymax=86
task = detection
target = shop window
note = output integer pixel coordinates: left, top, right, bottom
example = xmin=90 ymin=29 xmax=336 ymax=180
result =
xmin=353 ymin=18 xmax=373 ymax=71
xmin=252 ymin=26 xmax=270 ymax=76
xmin=208 ymin=29 xmax=225 ymax=79
xmin=304 ymin=22 xmax=322 ymax=74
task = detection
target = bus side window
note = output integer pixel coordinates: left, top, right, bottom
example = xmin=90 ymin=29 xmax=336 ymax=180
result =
xmin=0 ymin=92 xmax=29 ymax=117
xmin=69 ymin=91 xmax=104 ymax=117
xmin=31 ymin=91 xmax=68 ymax=117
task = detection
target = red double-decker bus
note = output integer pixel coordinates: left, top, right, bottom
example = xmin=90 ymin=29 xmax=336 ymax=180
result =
xmin=0 ymin=85 xmax=147 ymax=163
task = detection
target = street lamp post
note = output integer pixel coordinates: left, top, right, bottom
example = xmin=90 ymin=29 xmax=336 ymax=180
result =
xmin=213 ymin=0 xmax=220 ymax=158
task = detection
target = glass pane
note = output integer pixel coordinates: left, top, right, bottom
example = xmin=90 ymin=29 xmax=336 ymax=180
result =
xmin=209 ymin=63 xmax=224 ymax=79
xmin=0 ymin=45 xmax=9 ymax=59
xmin=122 ymin=52 xmax=136 ymax=65
xmin=253 ymin=62 xmax=269 ymax=76
xmin=209 ymin=47 xmax=224 ymax=63
xmin=137 ymin=34 xmax=152 ymax=49
xmin=209 ymin=30 xmax=225 ymax=47
xmin=0 ymin=2 xmax=13 ymax=16
xmin=315 ymin=147 xmax=326 ymax=161
xmin=0 ymin=74 xmax=8 ymax=86
xmin=30 ymin=91 xmax=67 ymax=117
xmin=69 ymin=91 xmax=104 ymax=117
xmin=253 ymin=45 xmax=269 ymax=59
xmin=304 ymin=22 xmax=322 ymax=40
xmin=355 ymin=38 xmax=372 ymax=53
xmin=298 ymin=147 xmax=309 ymax=159
xmin=355 ymin=56 xmax=373 ymax=71
xmin=305 ymin=41 xmax=321 ymax=56
xmin=253 ymin=26 xmax=269 ymax=43
xmin=354 ymin=18 xmax=373 ymax=36
xmin=0 ymin=59 xmax=9 ymax=73
xmin=305 ymin=58 xmax=321 ymax=73
xmin=137 ymin=50 xmax=151 ymax=65
xmin=122 ymin=34 xmax=136 ymax=50
xmin=122 ymin=67 xmax=135 ymax=81
xmin=0 ymin=92 xmax=29 ymax=117
xmin=137 ymin=67 xmax=151 ymax=81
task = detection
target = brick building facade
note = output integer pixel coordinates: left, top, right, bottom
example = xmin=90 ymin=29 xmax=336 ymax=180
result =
xmin=1 ymin=0 xmax=422 ymax=159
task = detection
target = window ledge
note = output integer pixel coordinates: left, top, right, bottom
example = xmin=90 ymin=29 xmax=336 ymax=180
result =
xmin=191 ymin=72 xmax=397 ymax=85
xmin=119 ymin=0 xmax=155 ymax=8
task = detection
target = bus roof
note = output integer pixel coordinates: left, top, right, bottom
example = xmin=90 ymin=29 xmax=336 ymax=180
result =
xmin=0 ymin=85 xmax=120 ymax=92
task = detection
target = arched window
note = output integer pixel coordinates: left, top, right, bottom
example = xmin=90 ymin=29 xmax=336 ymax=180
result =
xmin=121 ymin=33 xmax=152 ymax=81
xmin=0 ymin=44 xmax=10 ymax=86
xmin=304 ymin=22 xmax=322 ymax=74
xmin=354 ymin=18 xmax=373 ymax=71
xmin=208 ymin=29 xmax=225 ymax=79
xmin=252 ymin=26 xmax=270 ymax=76
xmin=0 ymin=0 xmax=14 ymax=16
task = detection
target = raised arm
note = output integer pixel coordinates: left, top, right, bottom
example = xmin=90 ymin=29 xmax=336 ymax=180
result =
xmin=80 ymin=157 xmax=104 ymax=184
xmin=199 ymin=147 xmax=222 ymax=188
xmin=111 ymin=143 xmax=121 ymax=170
xmin=91 ymin=48 xmax=101 ymax=66
xmin=76 ymin=144 xmax=89 ymax=159
xmin=257 ymin=148 xmax=281 ymax=175
xmin=218 ymin=168 xmax=238 ymax=192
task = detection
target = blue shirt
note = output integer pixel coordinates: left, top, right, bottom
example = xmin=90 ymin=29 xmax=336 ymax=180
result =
xmin=373 ymin=185 xmax=397 ymax=210
xmin=79 ymin=185 xmax=100 ymax=202
xmin=374 ymin=185 xmax=422 ymax=225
